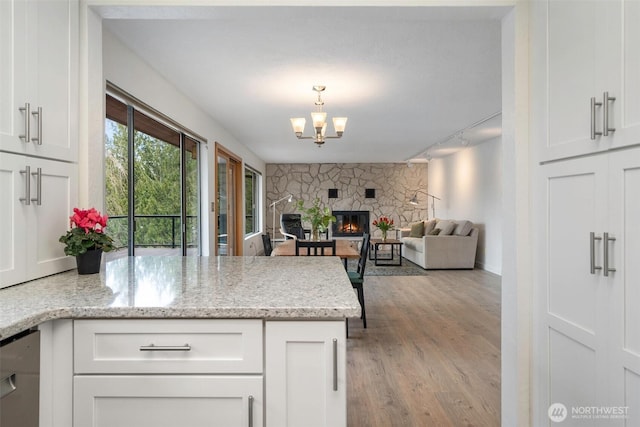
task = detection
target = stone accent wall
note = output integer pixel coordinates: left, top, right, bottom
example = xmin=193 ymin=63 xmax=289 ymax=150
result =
xmin=266 ymin=163 xmax=428 ymax=239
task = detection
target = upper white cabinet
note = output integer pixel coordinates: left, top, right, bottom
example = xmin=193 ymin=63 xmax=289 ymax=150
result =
xmin=0 ymin=0 xmax=78 ymax=161
xmin=0 ymin=152 xmax=77 ymax=288
xmin=531 ymin=0 xmax=640 ymax=162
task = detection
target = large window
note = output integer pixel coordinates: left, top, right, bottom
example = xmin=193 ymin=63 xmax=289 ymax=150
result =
xmin=105 ymin=92 xmax=202 ymax=258
xmin=245 ymin=166 xmax=261 ymax=235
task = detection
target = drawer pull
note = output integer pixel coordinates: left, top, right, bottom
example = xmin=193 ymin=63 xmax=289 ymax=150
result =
xmin=1 ymin=374 xmax=17 ymax=399
xmin=139 ymin=344 xmax=191 ymax=352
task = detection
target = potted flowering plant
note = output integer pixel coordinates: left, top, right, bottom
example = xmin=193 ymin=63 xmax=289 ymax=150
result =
xmin=59 ymin=208 xmax=115 ymax=274
xmin=295 ymin=198 xmax=336 ymax=240
xmin=372 ymin=216 xmax=394 ymax=241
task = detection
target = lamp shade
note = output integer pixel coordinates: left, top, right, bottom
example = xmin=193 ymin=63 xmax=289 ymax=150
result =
xmin=332 ymin=117 xmax=348 ymax=133
xmin=290 ymin=118 xmax=306 ymax=134
xmin=311 ymin=111 xmax=327 ymax=129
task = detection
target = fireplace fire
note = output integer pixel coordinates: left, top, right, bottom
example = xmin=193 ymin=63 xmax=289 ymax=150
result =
xmin=331 ymin=211 xmax=370 ymax=237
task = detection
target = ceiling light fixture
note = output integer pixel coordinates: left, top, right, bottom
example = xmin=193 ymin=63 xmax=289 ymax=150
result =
xmin=290 ymin=85 xmax=347 ymax=147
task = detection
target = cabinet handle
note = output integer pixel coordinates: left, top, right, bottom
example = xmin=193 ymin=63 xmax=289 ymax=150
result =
xmin=603 ymin=92 xmax=616 ymax=136
xmin=31 ymin=107 xmax=42 ymax=145
xmin=603 ymin=232 xmax=616 ymax=277
xmin=590 ymin=232 xmax=602 ymax=274
xmin=590 ymin=97 xmax=603 ymax=140
xmin=19 ymin=166 xmax=31 ymax=205
xmin=0 ymin=374 xmax=17 ymax=399
xmin=332 ymin=338 xmax=338 ymax=391
xmin=31 ymin=167 xmax=42 ymax=205
xmin=19 ymin=103 xmax=31 ymax=142
xmin=139 ymin=344 xmax=191 ymax=351
xmin=248 ymin=395 xmax=254 ymax=427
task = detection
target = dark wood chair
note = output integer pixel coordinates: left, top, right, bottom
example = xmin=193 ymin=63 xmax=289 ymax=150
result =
xmin=295 ymin=239 xmax=336 ymax=256
xmin=261 ymin=233 xmax=273 ymax=256
xmin=348 ymin=233 xmax=370 ymax=329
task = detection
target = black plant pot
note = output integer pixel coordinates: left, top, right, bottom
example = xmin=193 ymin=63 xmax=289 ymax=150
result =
xmin=76 ymin=249 xmax=103 ymax=275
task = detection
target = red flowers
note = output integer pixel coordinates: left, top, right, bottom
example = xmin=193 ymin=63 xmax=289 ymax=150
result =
xmin=70 ymin=207 xmax=109 ymax=234
xmin=372 ymin=216 xmax=394 ymax=231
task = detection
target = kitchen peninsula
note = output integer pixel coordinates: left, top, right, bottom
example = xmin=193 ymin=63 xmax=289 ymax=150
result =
xmin=1 ymin=256 xmax=359 ymax=427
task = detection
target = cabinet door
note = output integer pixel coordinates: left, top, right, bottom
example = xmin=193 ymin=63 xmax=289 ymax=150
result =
xmin=609 ymin=148 xmax=640 ymax=423
xmin=25 ymin=157 xmax=77 ymax=281
xmin=617 ymin=1 xmax=640 ymax=148
xmin=0 ymin=0 xmax=28 ymax=153
xmin=536 ymin=155 xmax=610 ymax=421
xmin=532 ymin=0 xmax=622 ymax=162
xmin=74 ymin=375 xmax=263 ymax=427
xmin=0 ymin=153 xmax=29 ymax=288
xmin=0 ymin=0 xmax=77 ymax=161
xmin=0 ymin=153 xmax=77 ymax=287
xmin=265 ymin=321 xmax=346 ymax=427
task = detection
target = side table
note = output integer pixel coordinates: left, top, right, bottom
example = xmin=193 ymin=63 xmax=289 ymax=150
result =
xmin=369 ymin=238 xmax=403 ymax=266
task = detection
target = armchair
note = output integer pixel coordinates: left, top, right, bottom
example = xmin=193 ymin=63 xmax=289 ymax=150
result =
xmin=280 ymin=214 xmax=306 ymax=240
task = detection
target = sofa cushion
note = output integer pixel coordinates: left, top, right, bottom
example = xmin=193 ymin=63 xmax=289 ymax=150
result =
xmin=424 ymin=219 xmax=437 ymax=234
xmin=454 ymin=220 xmax=473 ymax=236
xmin=409 ymin=221 xmax=424 ymax=237
xmin=402 ymin=237 xmax=424 ymax=253
xmin=427 ymin=228 xmax=441 ymax=235
xmin=435 ymin=220 xmax=455 ymax=235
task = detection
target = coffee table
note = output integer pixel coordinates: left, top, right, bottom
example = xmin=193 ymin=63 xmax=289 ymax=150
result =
xmin=369 ymin=238 xmax=403 ymax=266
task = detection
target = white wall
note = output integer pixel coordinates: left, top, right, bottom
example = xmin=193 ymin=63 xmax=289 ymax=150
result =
xmin=94 ymin=27 xmax=266 ymax=256
xmin=427 ymin=137 xmax=502 ymax=274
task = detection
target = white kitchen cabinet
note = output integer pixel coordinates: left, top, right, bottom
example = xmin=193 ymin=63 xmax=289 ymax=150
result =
xmin=73 ymin=319 xmax=264 ymax=427
xmin=74 ymin=375 xmax=263 ymax=427
xmin=531 ymin=0 xmax=640 ymax=162
xmin=0 ymin=0 xmax=78 ymax=161
xmin=535 ymin=146 xmax=640 ymax=425
xmin=265 ymin=321 xmax=346 ymax=427
xmin=0 ymin=152 xmax=77 ymax=288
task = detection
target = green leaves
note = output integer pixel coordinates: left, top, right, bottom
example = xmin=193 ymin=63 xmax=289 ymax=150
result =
xmin=295 ymin=198 xmax=337 ymax=232
xmin=59 ymin=227 xmax=115 ymax=257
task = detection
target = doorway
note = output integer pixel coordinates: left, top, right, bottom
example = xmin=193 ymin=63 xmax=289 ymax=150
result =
xmin=215 ymin=143 xmax=243 ymax=256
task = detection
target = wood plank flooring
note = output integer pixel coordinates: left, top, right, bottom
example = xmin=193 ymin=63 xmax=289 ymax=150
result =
xmin=346 ymin=269 xmax=501 ymax=426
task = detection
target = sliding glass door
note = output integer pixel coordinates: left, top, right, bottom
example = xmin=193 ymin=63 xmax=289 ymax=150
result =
xmin=105 ymin=94 xmax=201 ymax=258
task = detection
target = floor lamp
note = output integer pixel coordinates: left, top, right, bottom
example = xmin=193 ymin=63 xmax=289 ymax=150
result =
xmin=269 ymin=194 xmax=292 ymax=239
xmin=409 ymin=192 xmax=441 ymax=220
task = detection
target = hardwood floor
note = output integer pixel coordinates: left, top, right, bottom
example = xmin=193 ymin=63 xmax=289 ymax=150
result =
xmin=346 ymin=270 xmax=501 ymax=426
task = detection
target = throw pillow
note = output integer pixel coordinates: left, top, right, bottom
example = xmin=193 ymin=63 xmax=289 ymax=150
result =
xmin=409 ymin=221 xmax=425 ymax=238
xmin=428 ymin=228 xmax=441 ymax=235
xmin=424 ymin=219 xmax=437 ymax=235
xmin=454 ymin=220 xmax=473 ymax=236
xmin=436 ymin=220 xmax=455 ymax=236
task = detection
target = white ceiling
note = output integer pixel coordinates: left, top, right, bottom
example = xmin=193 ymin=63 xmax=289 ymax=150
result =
xmin=101 ymin=6 xmax=506 ymax=164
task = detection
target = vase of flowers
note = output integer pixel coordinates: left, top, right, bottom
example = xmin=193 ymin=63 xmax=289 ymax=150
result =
xmin=59 ymin=208 xmax=115 ymax=274
xmin=295 ymin=198 xmax=336 ymax=240
xmin=373 ymin=216 xmax=394 ymax=242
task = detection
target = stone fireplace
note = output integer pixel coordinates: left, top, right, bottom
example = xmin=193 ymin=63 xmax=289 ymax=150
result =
xmin=332 ymin=211 xmax=370 ymax=238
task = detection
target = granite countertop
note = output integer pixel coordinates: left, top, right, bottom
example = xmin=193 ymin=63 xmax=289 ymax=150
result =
xmin=0 ymin=256 xmax=361 ymax=339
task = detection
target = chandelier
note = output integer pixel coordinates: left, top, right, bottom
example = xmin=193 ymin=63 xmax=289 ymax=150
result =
xmin=290 ymin=85 xmax=347 ymax=147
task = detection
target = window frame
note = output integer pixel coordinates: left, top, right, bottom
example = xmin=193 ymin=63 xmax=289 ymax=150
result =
xmin=244 ymin=165 xmax=262 ymax=236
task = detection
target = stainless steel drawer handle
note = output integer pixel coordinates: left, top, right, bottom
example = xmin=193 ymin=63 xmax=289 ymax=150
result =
xmin=332 ymin=338 xmax=338 ymax=391
xmin=19 ymin=103 xmax=30 ymax=142
xmin=603 ymin=232 xmax=616 ymax=277
xmin=19 ymin=166 xmax=31 ymax=205
xmin=1 ymin=374 xmax=17 ymax=399
xmin=248 ymin=395 xmax=254 ymax=427
xmin=590 ymin=97 xmax=603 ymax=140
xmin=590 ymin=232 xmax=602 ymax=274
xmin=139 ymin=344 xmax=191 ymax=351
xmin=31 ymin=107 xmax=42 ymax=145
xmin=31 ymin=167 xmax=42 ymax=205
xmin=603 ymin=92 xmax=616 ymax=136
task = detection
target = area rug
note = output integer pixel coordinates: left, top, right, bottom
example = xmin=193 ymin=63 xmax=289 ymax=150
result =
xmin=346 ymin=257 xmax=428 ymax=276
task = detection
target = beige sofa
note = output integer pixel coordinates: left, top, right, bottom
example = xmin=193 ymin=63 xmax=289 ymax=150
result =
xmin=398 ymin=219 xmax=479 ymax=269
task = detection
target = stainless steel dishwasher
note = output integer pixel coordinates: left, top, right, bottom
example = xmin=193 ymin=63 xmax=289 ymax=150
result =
xmin=0 ymin=330 xmax=40 ymax=427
